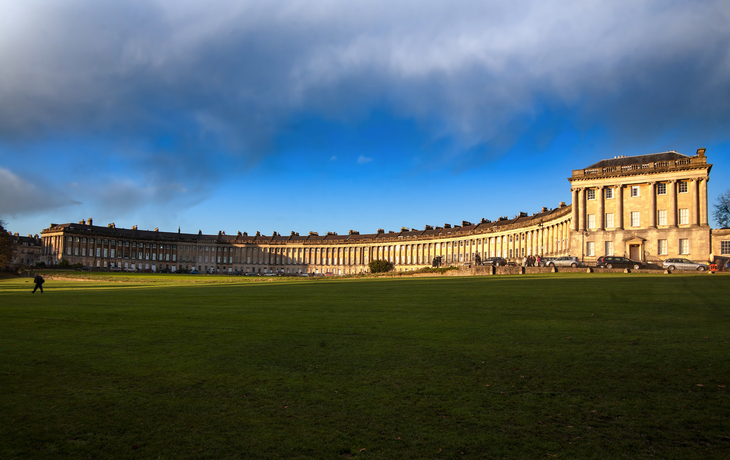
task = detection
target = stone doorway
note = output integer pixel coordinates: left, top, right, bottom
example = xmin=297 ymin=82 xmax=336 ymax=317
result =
xmin=629 ymin=245 xmax=641 ymax=261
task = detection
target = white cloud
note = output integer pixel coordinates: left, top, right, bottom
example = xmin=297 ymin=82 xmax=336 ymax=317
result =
xmin=0 ymin=168 xmax=79 ymax=216
xmin=0 ymin=0 xmax=728 ymax=163
xmin=357 ymin=155 xmax=372 ymax=165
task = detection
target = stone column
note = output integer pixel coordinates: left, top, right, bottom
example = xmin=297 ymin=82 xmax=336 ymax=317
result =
xmin=617 ymin=185 xmax=624 ymax=230
xmin=700 ymin=178 xmax=709 ymax=226
xmin=578 ymin=188 xmax=586 ymax=231
xmin=692 ymin=178 xmax=700 ymax=226
xmin=572 ymin=188 xmax=579 ymax=231
xmin=597 ymin=186 xmax=605 ymax=230
xmin=669 ymin=180 xmax=677 ymax=227
xmin=649 ymin=181 xmax=657 ymax=228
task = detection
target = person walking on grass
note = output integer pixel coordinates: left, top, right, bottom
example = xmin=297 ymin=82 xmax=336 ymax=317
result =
xmin=32 ymin=274 xmax=44 ymax=294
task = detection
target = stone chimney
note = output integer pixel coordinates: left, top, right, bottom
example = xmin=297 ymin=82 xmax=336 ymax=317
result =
xmin=444 ymin=223 xmax=451 ymax=228
xmin=559 ymin=202 xmax=566 ymax=208
xmin=377 ymin=229 xmax=384 ymax=234
xmin=697 ymin=148 xmax=706 ymax=157
xmin=87 ymin=218 xmax=93 ymax=225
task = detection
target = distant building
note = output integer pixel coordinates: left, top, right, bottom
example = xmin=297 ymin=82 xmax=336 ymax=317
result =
xmin=39 ymin=149 xmax=724 ymax=273
xmin=9 ymin=233 xmax=43 ymax=268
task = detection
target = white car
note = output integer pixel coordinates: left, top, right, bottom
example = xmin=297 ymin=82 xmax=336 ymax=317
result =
xmin=546 ymin=256 xmax=583 ymax=268
xmin=662 ymin=258 xmax=709 ymax=271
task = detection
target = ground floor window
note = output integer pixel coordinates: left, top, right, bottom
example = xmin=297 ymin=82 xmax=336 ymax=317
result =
xmin=721 ymin=241 xmax=730 ymax=255
xmin=586 ymin=241 xmax=595 ymax=257
xmin=658 ymin=239 xmax=668 ymax=256
xmin=679 ymin=239 xmax=689 ymax=255
xmin=605 ymin=241 xmax=614 ymax=256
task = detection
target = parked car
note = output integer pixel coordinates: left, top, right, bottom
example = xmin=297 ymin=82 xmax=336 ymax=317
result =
xmin=662 ymin=258 xmax=709 ymax=271
xmin=546 ymin=256 xmax=583 ymax=268
xmin=597 ymin=256 xmax=646 ymax=269
xmin=482 ymin=257 xmax=507 ymax=266
xmin=189 ymin=269 xmax=199 ymax=274
xmin=538 ymin=257 xmax=556 ymax=267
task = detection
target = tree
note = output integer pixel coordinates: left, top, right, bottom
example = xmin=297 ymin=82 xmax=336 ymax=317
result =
xmin=714 ymin=190 xmax=730 ymax=228
xmin=368 ymin=259 xmax=393 ymax=273
xmin=0 ymin=220 xmax=12 ymax=267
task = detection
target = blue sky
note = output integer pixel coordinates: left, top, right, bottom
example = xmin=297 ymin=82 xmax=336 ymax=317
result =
xmin=2 ymin=0 xmax=730 ymax=236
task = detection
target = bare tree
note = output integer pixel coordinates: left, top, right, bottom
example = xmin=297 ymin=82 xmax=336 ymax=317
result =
xmin=714 ymin=190 xmax=730 ymax=228
xmin=0 ymin=220 xmax=12 ymax=266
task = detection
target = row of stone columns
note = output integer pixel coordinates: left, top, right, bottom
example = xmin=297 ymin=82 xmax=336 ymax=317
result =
xmin=572 ymin=178 xmax=708 ymax=232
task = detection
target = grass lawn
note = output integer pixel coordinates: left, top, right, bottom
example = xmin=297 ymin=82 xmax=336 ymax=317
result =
xmin=1 ymin=272 xmax=729 ymax=459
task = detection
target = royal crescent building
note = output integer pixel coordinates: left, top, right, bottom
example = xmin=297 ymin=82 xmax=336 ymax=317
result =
xmin=38 ymin=149 xmax=730 ymax=273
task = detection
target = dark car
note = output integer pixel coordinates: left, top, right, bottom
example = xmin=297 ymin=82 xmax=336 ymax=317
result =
xmin=482 ymin=257 xmax=507 ymax=266
xmin=598 ymin=256 xmax=646 ymax=269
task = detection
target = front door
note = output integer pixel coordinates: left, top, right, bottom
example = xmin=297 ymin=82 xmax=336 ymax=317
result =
xmin=629 ymin=245 xmax=641 ymax=261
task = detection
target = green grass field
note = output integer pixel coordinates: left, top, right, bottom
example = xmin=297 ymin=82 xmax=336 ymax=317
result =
xmin=1 ymin=272 xmax=729 ymax=459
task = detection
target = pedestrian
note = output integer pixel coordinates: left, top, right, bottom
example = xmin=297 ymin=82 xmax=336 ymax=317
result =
xmin=536 ymin=255 xmax=542 ymax=267
xmin=32 ymin=274 xmax=45 ymax=294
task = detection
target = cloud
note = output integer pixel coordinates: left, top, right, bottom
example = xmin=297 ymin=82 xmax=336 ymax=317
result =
xmin=357 ymin=155 xmax=372 ymax=165
xmin=0 ymin=0 xmax=728 ymax=177
xmin=0 ymin=168 xmax=80 ymax=216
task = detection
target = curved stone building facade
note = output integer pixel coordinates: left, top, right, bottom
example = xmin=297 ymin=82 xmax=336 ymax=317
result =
xmin=39 ymin=148 xmax=724 ymax=273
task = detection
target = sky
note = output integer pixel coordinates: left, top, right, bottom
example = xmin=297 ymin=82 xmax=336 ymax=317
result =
xmin=2 ymin=0 xmax=730 ymax=237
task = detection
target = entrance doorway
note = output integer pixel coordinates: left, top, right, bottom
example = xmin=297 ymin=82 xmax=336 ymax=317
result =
xmin=629 ymin=245 xmax=641 ymax=261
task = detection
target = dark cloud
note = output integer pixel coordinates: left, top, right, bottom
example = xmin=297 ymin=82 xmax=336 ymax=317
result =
xmin=0 ymin=0 xmax=728 ymax=181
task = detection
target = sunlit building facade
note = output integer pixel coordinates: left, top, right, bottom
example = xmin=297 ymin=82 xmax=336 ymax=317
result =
xmin=40 ymin=149 xmax=723 ymax=273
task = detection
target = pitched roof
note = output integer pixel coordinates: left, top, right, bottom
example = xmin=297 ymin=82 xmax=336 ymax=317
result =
xmin=586 ymin=151 xmax=690 ymax=169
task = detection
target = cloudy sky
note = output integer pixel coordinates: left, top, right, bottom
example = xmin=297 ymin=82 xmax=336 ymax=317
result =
xmin=2 ymin=0 xmax=729 ymax=236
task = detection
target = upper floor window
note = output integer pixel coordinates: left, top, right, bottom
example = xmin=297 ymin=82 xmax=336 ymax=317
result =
xmin=679 ymin=208 xmax=689 ymax=225
xmin=678 ymin=181 xmax=688 ymax=193
xmin=631 ymin=185 xmax=640 ymax=197
xmin=586 ymin=189 xmax=596 ymax=200
xmin=605 ymin=188 xmax=614 ymax=199
xmin=657 ymin=183 xmax=666 ymax=195
xmin=605 ymin=213 xmax=615 ymax=229
xmin=631 ymin=211 xmax=640 ymax=227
